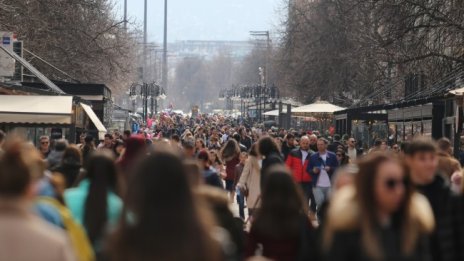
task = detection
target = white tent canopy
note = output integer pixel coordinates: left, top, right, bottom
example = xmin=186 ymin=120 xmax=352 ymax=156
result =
xmin=263 ymin=107 xmax=288 ymax=116
xmin=450 ymin=87 xmax=464 ymax=95
xmin=292 ymin=101 xmax=345 ymax=114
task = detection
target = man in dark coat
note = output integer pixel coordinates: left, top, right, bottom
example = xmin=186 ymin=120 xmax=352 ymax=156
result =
xmin=259 ymin=137 xmax=284 ymax=190
xmin=328 ymin=134 xmax=343 ymax=153
xmin=281 ymin=133 xmax=296 ymax=161
xmin=233 ymin=133 xmax=247 ymax=152
xmin=405 ymin=138 xmax=457 ymax=261
xmin=239 ymin=127 xmax=252 ymax=151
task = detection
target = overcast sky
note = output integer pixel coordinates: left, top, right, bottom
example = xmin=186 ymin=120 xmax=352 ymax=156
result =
xmin=115 ymin=0 xmax=284 ymax=42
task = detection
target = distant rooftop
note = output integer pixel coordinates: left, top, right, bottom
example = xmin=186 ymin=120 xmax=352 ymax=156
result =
xmin=168 ymin=40 xmax=255 ymax=60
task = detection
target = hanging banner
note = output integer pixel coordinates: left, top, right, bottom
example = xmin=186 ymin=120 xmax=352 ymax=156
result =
xmin=0 ymin=32 xmax=15 ymax=77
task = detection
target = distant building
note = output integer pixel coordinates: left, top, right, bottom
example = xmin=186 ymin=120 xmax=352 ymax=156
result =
xmin=168 ymin=40 xmax=254 ymax=61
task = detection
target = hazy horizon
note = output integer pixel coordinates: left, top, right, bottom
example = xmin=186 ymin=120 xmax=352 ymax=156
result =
xmin=114 ymin=0 xmax=284 ymax=42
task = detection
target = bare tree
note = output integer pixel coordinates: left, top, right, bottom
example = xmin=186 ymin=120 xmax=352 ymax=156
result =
xmin=278 ymin=0 xmax=464 ymax=105
xmin=0 ymin=0 xmax=138 ymax=97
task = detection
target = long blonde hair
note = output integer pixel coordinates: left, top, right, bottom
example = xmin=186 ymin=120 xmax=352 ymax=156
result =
xmin=323 ymin=153 xmax=434 ymax=260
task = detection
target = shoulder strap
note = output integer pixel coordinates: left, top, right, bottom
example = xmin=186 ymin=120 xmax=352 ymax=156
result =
xmin=244 ymin=195 xmax=261 ymax=226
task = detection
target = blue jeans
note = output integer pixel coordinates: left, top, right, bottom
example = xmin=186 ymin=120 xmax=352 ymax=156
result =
xmin=236 ymin=192 xmax=245 ymax=219
xmin=313 ymin=186 xmax=331 ymax=217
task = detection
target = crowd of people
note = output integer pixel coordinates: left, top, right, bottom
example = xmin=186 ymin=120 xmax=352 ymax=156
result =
xmin=1 ymin=113 xmax=464 ymax=261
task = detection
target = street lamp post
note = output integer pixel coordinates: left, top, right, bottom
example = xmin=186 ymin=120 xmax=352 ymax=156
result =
xmin=123 ymin=0 xmax=128 ymax=31
xmin=142 ymin=0 xmax=149 ymax=82
xmin=129 ymin=82 xmax=166 ymax=124
xmin=219 ymin=84 xmax=279 ymax=124
xmin=162 ymin=0 xmax=168 ymax=93
xmin=250 ymin=31 xmax=271 ymax=87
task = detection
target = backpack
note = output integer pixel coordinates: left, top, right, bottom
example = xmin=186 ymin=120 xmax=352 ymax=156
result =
xmin=38 ymin=197 xmax=95 ymax=261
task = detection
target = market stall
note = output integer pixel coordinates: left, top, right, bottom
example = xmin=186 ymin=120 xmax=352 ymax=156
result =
xmin=0 ymin=95 xmax=106 ymax=144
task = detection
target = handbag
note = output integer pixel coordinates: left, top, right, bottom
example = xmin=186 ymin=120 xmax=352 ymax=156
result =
xmin=242 ymin=183 xmax=250 ymax=197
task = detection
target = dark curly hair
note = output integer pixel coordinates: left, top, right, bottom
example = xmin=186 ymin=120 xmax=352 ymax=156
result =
xmin=258 ymin=136 xmax=280 ymax=157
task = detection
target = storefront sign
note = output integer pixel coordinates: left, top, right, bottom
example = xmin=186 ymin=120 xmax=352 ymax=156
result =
xmin=0 ymin=31 xmax=15 ymax=77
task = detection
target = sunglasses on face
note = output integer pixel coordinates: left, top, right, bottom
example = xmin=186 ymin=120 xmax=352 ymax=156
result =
xmin=384 ymin=177 xmax=407 ymax=190
xmin=41 ymin=141 xmax=49 ymax=145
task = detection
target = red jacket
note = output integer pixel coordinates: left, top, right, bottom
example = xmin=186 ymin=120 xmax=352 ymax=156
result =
xmin=285 ymin=148 xmax=312 ymax=183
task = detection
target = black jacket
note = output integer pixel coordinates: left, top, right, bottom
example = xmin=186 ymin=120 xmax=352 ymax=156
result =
xmin=416 ymin=175 xmax=456 ymax=261
xmin=327 ymin=227 xmax=430 ymax=261
xmin=240 ymin=136 xmax=252 ymax=151
xmin=328 ymin=141 xmax=344 ymax=153
xmin=260 ymin=152 xmax=284 ymax=190
xmin=310 ymin=144 xmax=317 ymax=152
xmin=281 ymin=142 xmax=296 ymax=161
xmin=453 ymin=195 xmax=464 ymax=261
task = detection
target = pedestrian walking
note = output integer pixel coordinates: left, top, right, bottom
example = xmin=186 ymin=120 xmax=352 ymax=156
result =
xmin=107 ymin=151 xmax=221 ymax=261
xmin=335 ymin=149 xmax=350 ymax=166
xmin=39 ymin=135 xmax=51 ymax=159
xmin=328 ymin=134 xmax=343 ymax=153
xmin=197 ymin=150 xmax=224 ymax=189
xmin=404 ymin=138 xmax=457 ymax=261
xmin=281 ymin=133 xmax=296 ymax=161
xmin=286 ymin=136 xmax=317 ymax=218
xmin=220 ymin=139 xmax=241 ymax=202
xmin=323 ymin=153 xmax=434 ymax=261
xmin=309 ymin=134 xmax=318 ymax=152
xmin=112 ymin=139 xmax=125 ymax=159
xmin=0 ymin=139 xmax=75 ymax=261
xmin=65 ymin=151 xmax=122 ymax=257
xmin=81 ymin=135 xmax=96 ymax=166
xmin=308 ymin=138 xmax=339 ymax=219
xmin=346 ymin=137 xmax=359 ymax=160
xmin=235 ymin=151 xmax=248 ymax=219
xmin=246 ymin=165 xmax=317 ymax=261
xmin=52 ymin=145 xmax=83 ymax=188
xmin=436 ymin=137 xmax=461 ymax=181
xmin=97 ymin=134 xmax=114 ymax=152
xmin=210 ymin=149 xmax=226 ymax=179
xmin=259 ymin=136 xmax=284 ymax=190
xmin=239 ymin=127 xmax=253 ymax=151
xmin=237 ymin=143 xmax=262 ymax=217
xmin=46 ymin=139 xmax=68 ymax=169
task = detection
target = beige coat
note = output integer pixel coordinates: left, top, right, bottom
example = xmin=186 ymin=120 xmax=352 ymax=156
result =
xmin=238 ymin=156 xmax=261 ymax=208
xmin=0 ymin=201 xmax=76 ymax=261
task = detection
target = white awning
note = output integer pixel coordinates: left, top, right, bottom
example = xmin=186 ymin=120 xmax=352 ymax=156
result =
xmin=0 ymin=95 xmax=73 ymax=124
xmin=449 ymin=87 xmax=464 ymax=96
xmin=80 ymin=102 xmax=107 ymax=139
xmin=292 ymin=101 xmax=345 ymax=115
xmin=263 ymin=107 xmax=288 ymax=116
